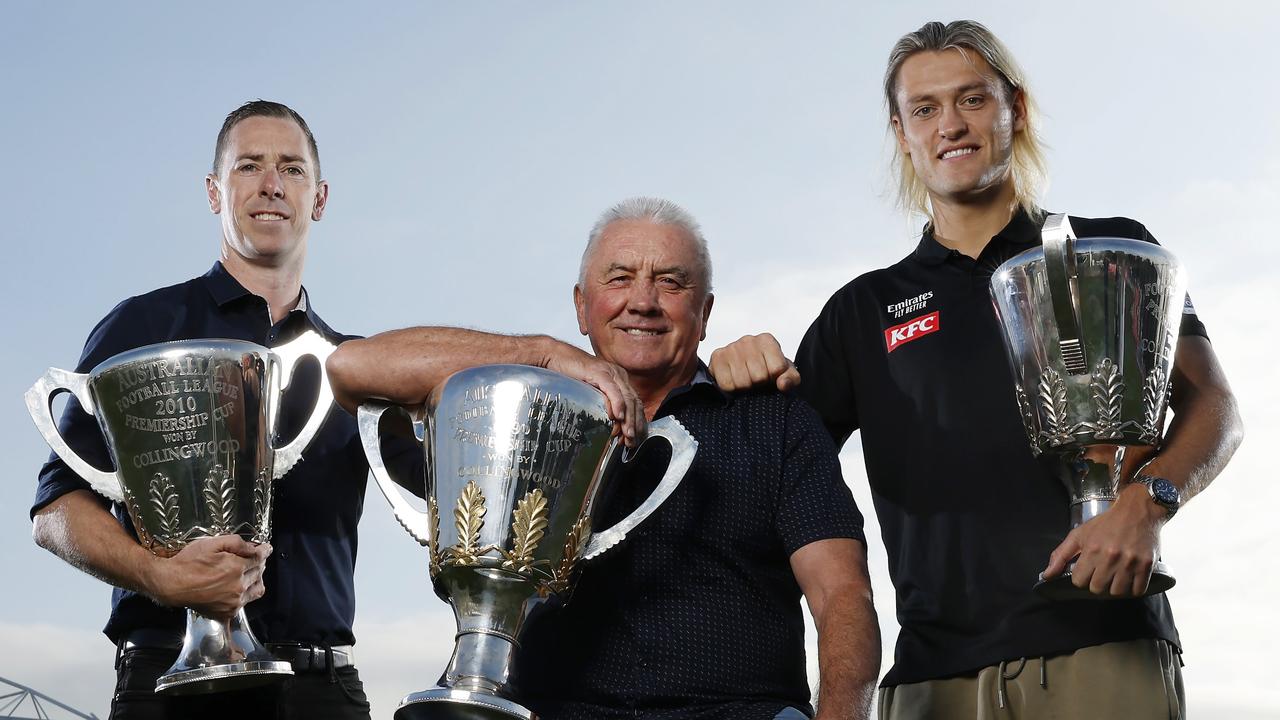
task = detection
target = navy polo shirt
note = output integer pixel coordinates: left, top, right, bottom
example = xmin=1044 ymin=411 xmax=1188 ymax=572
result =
xmin=512 ymin=368 xmax=865 ymax=720
xmin=795 ymin=209 xmax=1206 ymax=686
xmin=32 ymin=262 xmax=372 ymax=647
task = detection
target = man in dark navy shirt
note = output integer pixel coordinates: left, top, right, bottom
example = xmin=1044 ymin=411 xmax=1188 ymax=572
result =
xmin=326 ymin=197 xmax=880 ymax=720
xmin=31 ymin=101 xmax=374 ymax=720
xmin=716 ymin=20 xmax=1244 ymax=720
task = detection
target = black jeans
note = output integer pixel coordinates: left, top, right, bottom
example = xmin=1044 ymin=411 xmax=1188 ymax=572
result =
xmin=110 ymin=647 xmax=370 ymax=720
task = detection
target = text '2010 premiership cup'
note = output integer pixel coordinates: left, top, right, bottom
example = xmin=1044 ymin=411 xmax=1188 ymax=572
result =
xmin=26 ymin=331 xmax=336 ymax=693
xmin=359 ymin=364 xmax=697 ymax=720
xmin=991 ymin=214 xmax=1187 ymax=600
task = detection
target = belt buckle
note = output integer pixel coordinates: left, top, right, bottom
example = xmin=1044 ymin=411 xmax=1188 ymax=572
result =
xmin=268 ymin=642 xmax=309 ymax=671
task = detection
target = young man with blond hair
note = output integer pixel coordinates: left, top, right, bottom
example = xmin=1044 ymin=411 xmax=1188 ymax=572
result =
xmin=717 ymin=20 xmax=1242 ymax=718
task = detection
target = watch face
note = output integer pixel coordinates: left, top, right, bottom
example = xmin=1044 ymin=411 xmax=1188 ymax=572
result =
xmin=1152 ymin=478 xmax=1180 ymax=506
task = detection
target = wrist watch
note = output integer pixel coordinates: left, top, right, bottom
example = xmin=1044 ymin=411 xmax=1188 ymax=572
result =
xmin=1134 ymin=474 xmax=1180 ymax=519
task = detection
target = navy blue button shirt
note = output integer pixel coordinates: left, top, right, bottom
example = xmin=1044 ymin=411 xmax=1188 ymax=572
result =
xmin=32 ymin=262 xmax=372 ymax=646
xmin=513 ymin=369 xmax=865 ymax=720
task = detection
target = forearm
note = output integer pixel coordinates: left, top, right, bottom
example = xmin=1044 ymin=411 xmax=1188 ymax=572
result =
xmin=1137 ymin=338 xmax=1243 ymax=503
xmin=32 ymin=489 xmax=160 ymax=599
xmin=814 ymin=587 xmax=880 ymax=720
xmin=327 ymin=327 xmax=564 ymax=413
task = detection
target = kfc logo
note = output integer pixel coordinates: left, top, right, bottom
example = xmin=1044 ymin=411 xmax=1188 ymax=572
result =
xmin=885 ymin=311 xmax=940 ymax=352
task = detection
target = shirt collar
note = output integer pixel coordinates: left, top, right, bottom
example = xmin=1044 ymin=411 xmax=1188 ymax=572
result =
xmin=201 ymin=261 xmax=251 ymax=306
xmin=656 ymin=360 xmax=731 ymax=414
xmin=201 ymin=261 xmax=315 ymax=324
xmin=910 ymin=207 xmax=1047 ymax=266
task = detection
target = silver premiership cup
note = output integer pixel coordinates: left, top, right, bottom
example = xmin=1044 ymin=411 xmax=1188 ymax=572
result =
xmin=991 ymin=214 xmax=1187 ymax=600
xmin=25 ymin=331 xmax=336 ymax=693
xmin=358 ymin=364 xmax=697 ymax=720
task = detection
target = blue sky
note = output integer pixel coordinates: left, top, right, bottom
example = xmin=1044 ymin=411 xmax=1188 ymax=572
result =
xmin=2 ymin=2 xmax=1277 ymax=717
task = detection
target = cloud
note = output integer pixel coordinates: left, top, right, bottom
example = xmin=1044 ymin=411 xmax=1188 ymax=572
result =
xmin=0 ymin=620 xmax=114 ymax=719
xmin=352 ymin=608 xmax=458 ymax=716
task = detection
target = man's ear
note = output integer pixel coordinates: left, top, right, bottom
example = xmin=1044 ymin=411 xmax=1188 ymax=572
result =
xmin=206 ymin=174 xmax=222 ymax=214
xmin=699 ymin=293 xmax=714 ymax=341
xmin=1010 ymin=89 xmax=1028 ymax=133
xmin=891 ymin=115 xmax=910 ymax=155
xmin=311 ymin=180 xmax=330 ymax=221
xmin=574 ymin=284 xmax=589 ymax=336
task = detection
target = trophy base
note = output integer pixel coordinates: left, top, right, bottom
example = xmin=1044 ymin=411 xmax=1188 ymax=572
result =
xmin=156 ymin=660 xmax=293 ymax=695
xmin=1034 ymin=561 xmax=1176 ymax=601
xmin=395 ymin=687 xmax=535 ymax=720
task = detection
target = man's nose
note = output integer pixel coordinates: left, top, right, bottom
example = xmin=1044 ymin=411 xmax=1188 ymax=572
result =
xmin=938 ymin=104 xmax=967 ymax=139
xmin=258 ymin=168 xmax=285 ymax=198
xmin=625 ymin=279 xmax=660 ymax=313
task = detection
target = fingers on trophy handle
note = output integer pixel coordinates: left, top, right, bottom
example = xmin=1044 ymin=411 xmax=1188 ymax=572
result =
xmin=358 ymin=401 xmax=432 ymax=545
xmin=271 ymin=330 xmax=338 ymax=479
xmin=25 ymin=368 xmax=124 ymax=504
xmin=581 ymin=416 xmax=697 ymax=561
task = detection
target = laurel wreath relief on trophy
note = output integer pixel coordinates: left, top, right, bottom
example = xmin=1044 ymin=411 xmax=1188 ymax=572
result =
xmin=433 ymin=479 xmax=586 ymax=596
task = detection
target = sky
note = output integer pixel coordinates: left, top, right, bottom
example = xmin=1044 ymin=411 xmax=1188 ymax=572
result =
xmin=2 ymin=1 xmax=1277 ymax=718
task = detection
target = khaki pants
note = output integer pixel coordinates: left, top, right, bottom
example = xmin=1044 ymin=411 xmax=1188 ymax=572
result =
xmin=879 ymin=639 xmax=1184 ymax=720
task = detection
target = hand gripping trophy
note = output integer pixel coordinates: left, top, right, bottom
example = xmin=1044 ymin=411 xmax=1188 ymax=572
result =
xmin=359 ymin=364 xmax=697 ymax=720
xmin=26 ymin=331 xmax=336 ymax=693
xmin=991 ymin=214 xmax=1187 ymax=600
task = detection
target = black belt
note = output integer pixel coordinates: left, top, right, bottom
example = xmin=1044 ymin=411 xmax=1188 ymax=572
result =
xmin=117 ymin=630 xmax=355 ymax=672
xmin=266 ymin=643 xmax=356 ymax=672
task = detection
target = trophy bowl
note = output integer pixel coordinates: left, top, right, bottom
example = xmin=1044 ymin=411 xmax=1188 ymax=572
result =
xmin=26 ymin=331 xmax=335 ymax=693
xmin=359 ymin=364 xmax=696 ymax=720
xmin=991 ymin=214 xmax=1187 ymax=600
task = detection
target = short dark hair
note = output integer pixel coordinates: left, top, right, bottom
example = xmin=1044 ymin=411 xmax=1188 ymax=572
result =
xmin=212 ymin=100 xmax=321 ymax=178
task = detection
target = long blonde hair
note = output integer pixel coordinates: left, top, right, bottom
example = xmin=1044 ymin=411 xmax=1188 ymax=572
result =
xmin=884 ymin=20 xmax=1048 ymax=220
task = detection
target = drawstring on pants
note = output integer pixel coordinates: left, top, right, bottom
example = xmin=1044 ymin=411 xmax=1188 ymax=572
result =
xmin=996 ymin=656 xmax=1049 ymax=708
xmin=323 ymin=645 xmax=365 ymax=705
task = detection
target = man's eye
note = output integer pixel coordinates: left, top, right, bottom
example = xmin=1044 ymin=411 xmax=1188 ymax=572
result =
xmin=961 ymin=95 xmax=983 ymax=107
xmin=283 ymin=166 xmax=304 ymax=176
xmin=237 ymin=163 xmax=259 ymax=172
xmin=658 ymin=277 xmax=683 ymax=288
xmin=912 ymin=106 xmax=935 ymax=118
xmin=606 ymin=275 xmax=629 ymax=285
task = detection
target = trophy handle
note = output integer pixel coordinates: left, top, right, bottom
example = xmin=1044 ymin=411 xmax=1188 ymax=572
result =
xmin=24 ymin=368 xmax=124 ymax=504
xmin=357 ymin=401 xmax=431 ymax=545
xmin=581 ymin=416 xmax=697 ymax=561
xmin=271 ymin=330 xmax=337 ymax=479
xmin=1042 ymin=213 xmax=1089 ymax=375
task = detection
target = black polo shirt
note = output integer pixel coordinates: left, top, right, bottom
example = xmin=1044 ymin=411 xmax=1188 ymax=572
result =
xmin=512 ymin=369 xmax=865 ymax=720
xmin=795 ymin=209 xmax=1207 ymax=687
xmin=32 ymin=262 xmax=373 ymax=647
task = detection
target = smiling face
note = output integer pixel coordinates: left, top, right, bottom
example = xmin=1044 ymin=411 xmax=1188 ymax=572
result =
xmin=205 ymin=115 xmax=328 ymax=269
xmin=574 ymin=219 xmax=713 ymax=403
xmin=891 ymin=48 xmax=1026 ymax=208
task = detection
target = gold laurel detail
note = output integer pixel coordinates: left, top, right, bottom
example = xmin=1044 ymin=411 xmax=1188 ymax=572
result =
xmin=501 ymin=488 xmax=550 ymax=574
xmin=149 ymin=473 xmax=182 ymax=550
xmin=203 ymin=464 xmax=237 ymax=535
xmin=446 ymin=480 xmax=486 ymax=566
xmin=427 ymin=496 xmax=442 ymax=576
xmin=251 ymin=469 xmax=271 ymax=543
xmin=541 ymin=514 xmax=591 ymax=597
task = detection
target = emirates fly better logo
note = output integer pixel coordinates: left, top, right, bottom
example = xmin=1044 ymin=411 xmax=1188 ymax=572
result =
xmin=884 ymin=311 xmax=940 ymax=352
